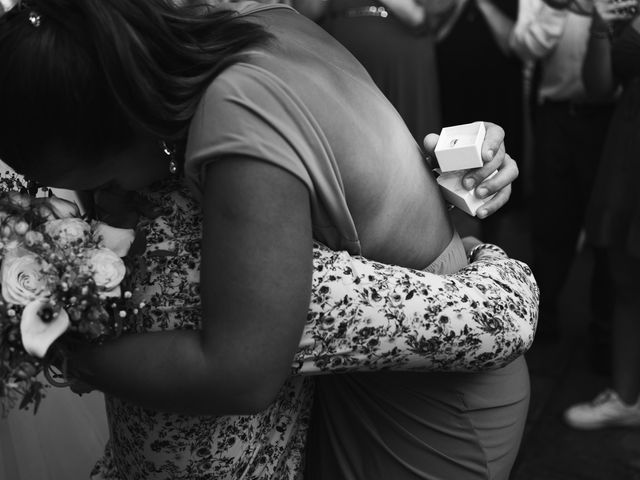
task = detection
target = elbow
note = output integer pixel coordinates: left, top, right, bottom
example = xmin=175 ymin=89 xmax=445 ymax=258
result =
xmin=521 ymin=316 xmax=537 ymax=354
xmin=237 ymin=381 xmax=282 ymax=415
xmin=216 ymin=368 xmax=289 ymax=415
xmin=519 ymin=283 xmax=539 ymax=354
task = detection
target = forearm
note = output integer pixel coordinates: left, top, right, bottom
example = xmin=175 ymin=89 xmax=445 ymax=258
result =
xmin=293 ymin=242 xmax=538 ymax=375
xmin=476 ymin=0 xmax=515 ymax=56
xmin=583 ymin=25 xmax=616 ymax=97
xmin=72 ymin=329 xmax=276 ymax=415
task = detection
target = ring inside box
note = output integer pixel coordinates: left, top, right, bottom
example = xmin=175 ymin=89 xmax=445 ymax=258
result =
xmin=435 ymin=121 xmax=485 ymax=172
xmin=447 ymin=134 xmax=477 ymax=148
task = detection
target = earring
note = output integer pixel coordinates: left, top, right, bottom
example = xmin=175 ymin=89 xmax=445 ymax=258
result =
xmin=162 ymin=141 xmax=178 ymax=175
xmin=28 ymin=10 xmax=41 ymax=27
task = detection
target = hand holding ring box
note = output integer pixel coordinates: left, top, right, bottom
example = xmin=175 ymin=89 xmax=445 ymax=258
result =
xmin=433 ymin=122 xmax=496 ymax=216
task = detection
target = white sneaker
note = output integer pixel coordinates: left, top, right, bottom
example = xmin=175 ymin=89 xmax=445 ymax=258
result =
xmin=564 ymin=389 xmax=640 ymax=430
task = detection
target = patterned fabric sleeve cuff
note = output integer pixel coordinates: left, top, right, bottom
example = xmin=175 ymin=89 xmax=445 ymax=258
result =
xmin=467 ymin=243 xmax=508 ymax=263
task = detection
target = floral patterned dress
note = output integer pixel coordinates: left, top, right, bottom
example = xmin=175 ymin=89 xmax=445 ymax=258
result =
xmin=92 ymin=177 xmax=538 ymax=480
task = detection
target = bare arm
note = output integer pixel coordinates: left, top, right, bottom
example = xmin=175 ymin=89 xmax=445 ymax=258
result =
xmin=70 ymin=158 xmax=314 ymax=415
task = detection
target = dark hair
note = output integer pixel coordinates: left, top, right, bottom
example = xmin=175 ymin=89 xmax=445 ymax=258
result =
xmin=0 ymin=0 xmax=270 ymax=176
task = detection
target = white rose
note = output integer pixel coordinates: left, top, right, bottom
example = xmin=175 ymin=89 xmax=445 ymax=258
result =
xmin=20 ymin=300 xmax=70 ymax=358
xmin=43 ymin=218 xmax=91 ymax=246
xmin=92 ymin=222 xmax=136 ymax=257
xmin=1 ymin=252 xmax=49 ymax=306
xmin=84 ymin=248 xmax=126 ymax=295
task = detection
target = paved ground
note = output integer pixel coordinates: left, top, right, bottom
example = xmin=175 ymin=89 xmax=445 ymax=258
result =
xmin=467 ymin=206 xmax=640 ymax=480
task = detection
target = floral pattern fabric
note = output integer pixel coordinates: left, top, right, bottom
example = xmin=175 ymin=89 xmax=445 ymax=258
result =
xmin=295 ymin=244 xmax=538 ymax=375
xmin=92 ymin=177 xmax=538 ymax=480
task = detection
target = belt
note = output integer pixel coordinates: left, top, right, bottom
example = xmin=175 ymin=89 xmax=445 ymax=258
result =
xmin=339 ymin=6 xmax=389 ymax=18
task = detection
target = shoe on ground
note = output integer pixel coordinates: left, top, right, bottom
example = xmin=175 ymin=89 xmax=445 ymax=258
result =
xmin=564 ymin=389 xmax=640 ymax=430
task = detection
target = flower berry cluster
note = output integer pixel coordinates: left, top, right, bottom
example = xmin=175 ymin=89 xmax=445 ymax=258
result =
xmin=0 ymin=176 xmax=144 ymax=415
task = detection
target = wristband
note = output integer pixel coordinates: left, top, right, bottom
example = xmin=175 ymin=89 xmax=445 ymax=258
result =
xmin=467 ymin=243 xmax=507 ymax=263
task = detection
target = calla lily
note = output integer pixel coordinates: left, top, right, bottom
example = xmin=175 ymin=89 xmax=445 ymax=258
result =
xmin=45 ymin=196 xmax=81 ymax=219
xmin=20 ymin=300 xmax=70 ymax=358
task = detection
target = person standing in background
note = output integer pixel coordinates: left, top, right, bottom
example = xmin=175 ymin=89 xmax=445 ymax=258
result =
xmin=510 ymin=0 xmax=615 ymax=353
xmin=564 ymin=0 xmax=640 ymax=429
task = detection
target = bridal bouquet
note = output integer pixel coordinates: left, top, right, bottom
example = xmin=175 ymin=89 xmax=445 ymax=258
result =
xmin=0 ymin=175 xmax=144 ymax=416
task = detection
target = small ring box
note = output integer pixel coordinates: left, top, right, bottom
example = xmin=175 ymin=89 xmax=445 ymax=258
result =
xmin=434 ymin=121 xmax=485 ymax=172
xmin=433 ymin=122 xmax=493 ymax=217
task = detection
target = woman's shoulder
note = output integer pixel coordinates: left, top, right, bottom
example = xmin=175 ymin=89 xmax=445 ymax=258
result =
xmin=191 ymin=61 xmax=295 ymax=134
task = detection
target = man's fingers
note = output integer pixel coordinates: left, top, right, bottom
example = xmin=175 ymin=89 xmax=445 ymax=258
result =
xmin=423 ymin=133 xmax=440 ymax=155
xmin=463 ymin=142 xmax=507 ymax=190
xmin=476 ymin=154 xmax=519 ymax=199
xmin=476 ymin=184 xmax=512 ymax=219
xmin=480 ymin=122 xmax=505 ymax=164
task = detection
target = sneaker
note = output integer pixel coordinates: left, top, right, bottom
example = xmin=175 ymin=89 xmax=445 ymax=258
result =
xmin=564 ymin=389 xmax=640 ymax=430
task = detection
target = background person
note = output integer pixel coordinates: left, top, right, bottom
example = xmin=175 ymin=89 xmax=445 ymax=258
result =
xmin=564 ymin=0 xmax=640 ymax=429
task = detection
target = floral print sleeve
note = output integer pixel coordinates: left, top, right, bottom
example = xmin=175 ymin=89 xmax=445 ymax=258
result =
xmin=292 ymin=241 xmax=538 ymax=375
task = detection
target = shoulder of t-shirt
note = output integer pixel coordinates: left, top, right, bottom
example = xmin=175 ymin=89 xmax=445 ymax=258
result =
xmin=221 ymin=1 xmax=296 ymax=18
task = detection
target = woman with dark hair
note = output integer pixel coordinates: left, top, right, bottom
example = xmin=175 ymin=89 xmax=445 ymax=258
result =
xmin=0 ymin=1 xmax=536 ymax=479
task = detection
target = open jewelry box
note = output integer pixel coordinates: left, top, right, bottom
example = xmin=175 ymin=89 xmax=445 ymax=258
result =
xmin=433 ymin=122 xmax=495 ymax=216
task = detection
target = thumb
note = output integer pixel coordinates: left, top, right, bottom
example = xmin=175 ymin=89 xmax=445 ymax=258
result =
xmin=423 ymin=133 xmax=440 ymax=155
